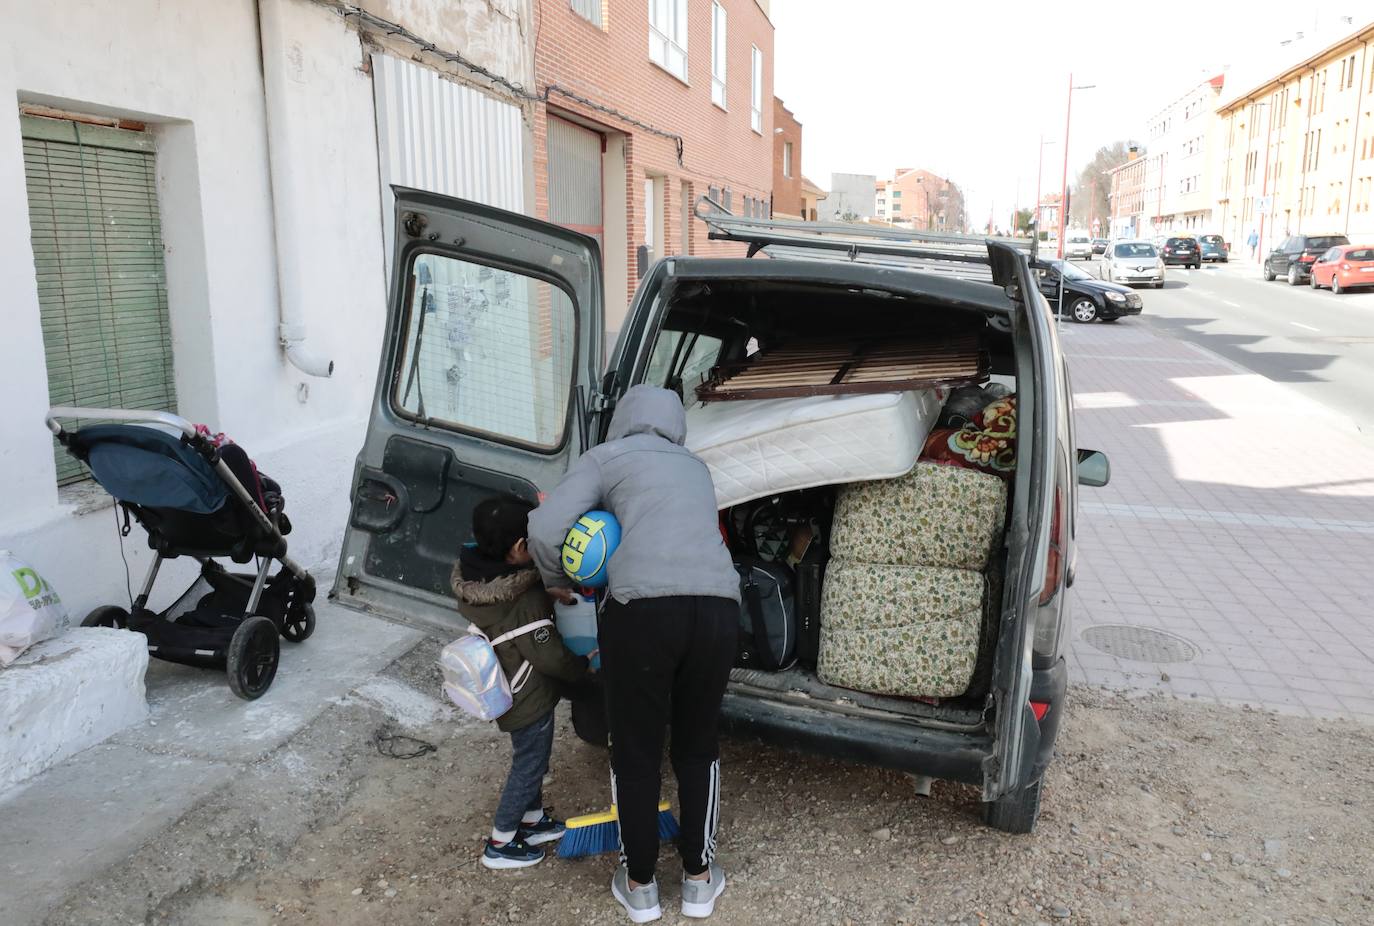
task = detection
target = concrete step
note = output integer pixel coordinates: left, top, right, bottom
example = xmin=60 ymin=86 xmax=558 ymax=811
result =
xmin=0 ymin=627 xmax=148 ymax=795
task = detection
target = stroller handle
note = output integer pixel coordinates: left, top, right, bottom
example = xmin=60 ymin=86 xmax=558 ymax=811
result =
xmin=46 ymin=406 xmax=198 ymax=440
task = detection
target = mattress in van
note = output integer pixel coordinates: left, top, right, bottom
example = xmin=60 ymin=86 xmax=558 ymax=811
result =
xmin=684 ymin=389 xmax=941 ymax=510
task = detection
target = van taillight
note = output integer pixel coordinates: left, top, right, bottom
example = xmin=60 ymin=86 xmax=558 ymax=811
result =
xmin=1038 ymin=486 xmax=1064 ymax=606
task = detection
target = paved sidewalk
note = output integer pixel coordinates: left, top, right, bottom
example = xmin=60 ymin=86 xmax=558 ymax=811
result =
xmin=1061 ymin=318 xmax=1374 ymax=722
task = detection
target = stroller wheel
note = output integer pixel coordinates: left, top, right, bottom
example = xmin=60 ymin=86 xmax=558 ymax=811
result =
xmin=281 ymin=602 xmax=316 ymax=643
xmin=228 ymin=616 xmax=280 ymax=700
xmin=81 ymin=605 xmax=130 ymax=629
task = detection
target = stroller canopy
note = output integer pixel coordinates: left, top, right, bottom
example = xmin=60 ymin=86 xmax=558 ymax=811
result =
xmin=70 ymin=424 xmax=230 ymax=514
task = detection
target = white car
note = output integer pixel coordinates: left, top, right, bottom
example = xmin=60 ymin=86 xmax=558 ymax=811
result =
xmin=1100 ymin=240 xmax=1165 ymax=288
xmin=1065 ymin=234 xmax=1093 ymax=260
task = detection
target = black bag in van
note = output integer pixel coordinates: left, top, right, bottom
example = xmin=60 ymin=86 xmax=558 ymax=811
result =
xmin=793 ymin=553 xmax=825 ymax=668
xmin=735 ymin=560 xmax=797 ymax=671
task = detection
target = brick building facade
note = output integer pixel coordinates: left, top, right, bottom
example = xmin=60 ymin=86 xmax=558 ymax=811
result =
xmin=1107 ymin=153 xmax=1148 ymax=239
xmin=875 ymin=168 xmax=965 ymax=231
xmin=772 ymin=96 xmax=802 ymax=217
xmin=533 ymin=0 xmax=775 ymax=333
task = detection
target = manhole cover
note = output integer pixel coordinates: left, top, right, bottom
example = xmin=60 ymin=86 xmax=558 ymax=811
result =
xmin=1080 ymin=624 xmax=1198 ymax=663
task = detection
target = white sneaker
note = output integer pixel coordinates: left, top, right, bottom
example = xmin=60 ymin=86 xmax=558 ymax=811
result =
xmin=680 ymin=863 xmax=726 ymax=918
xmin=611 ymin=865 xmax=662 ymax=923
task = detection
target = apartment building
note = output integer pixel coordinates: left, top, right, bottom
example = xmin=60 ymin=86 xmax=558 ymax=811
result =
xmin=1107 ymin=152 xmax=1149 ymax=239
xmin=875 ymin=168 xmax=963 ymax=231
xmin=534 ymin=0 xmax=775 ymax=334
xmin=816 ymin=172 xmax=876 ymax=222
xmin=1137 ymin=75 xmax=1227 ymax=236
xmin=773 ymin=97 xmax=803 ymax=218
xmin=1215 ymin=20 xmax=1374 ymax=258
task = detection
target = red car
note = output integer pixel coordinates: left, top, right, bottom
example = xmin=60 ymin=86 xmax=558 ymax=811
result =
xmin=1309 ymin=244 xmax=1374 ymax=293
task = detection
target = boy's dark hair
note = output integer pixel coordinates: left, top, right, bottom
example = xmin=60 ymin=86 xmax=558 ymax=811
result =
xmin=472 ymin=495 xmax=536 ymax=560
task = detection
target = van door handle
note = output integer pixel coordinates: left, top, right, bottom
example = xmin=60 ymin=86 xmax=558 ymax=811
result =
xmin=350 ymin=469 xmax=410 ymax=533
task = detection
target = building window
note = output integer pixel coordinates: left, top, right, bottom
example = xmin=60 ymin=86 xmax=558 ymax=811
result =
xmin=783 ymin=141 xmax=793 ymax=178
xmin=891 ymin=201 xmax=901 ymax=212
xmin=711 ymin=2 xmax=727 ymax=108
xmin=21 ymin=115 xmax=177 ymax=486
xmin=750 ymin=45 xmax=763 ymax=134
xmin=571 ymin=0 xmax=604 ymax=28
xmin=891 ymin=190 xmax=901 ymax=198
xmin=648 ymin=0 xmax=688 ymax=82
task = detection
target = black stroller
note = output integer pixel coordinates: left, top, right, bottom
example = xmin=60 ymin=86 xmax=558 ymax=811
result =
xmin=46 ymin=406 xmax=316 ymax=700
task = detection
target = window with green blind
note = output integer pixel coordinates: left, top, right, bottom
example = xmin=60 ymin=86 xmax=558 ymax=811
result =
xmin=21 ymin=114 xmax=176 ymax=485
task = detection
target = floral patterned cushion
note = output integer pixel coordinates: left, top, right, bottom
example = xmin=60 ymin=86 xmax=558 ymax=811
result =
xmin=965 ymin=558 xmax=1005 ymax=698
xmin=830 ymin=462 xmax=1007 ymax=571
xmin=921 ymin=395 xmax=1017 ymax=479
xmin=817 ymin=561 xmax=984 ymax=698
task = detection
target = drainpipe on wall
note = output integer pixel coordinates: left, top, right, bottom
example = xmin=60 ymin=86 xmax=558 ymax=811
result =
xmin=255 ymin=0 xmax=335 ymax=378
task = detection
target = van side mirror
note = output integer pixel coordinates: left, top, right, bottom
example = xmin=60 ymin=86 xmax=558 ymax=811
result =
xmin=1077 ymin=449 xmax=1110 ymax=487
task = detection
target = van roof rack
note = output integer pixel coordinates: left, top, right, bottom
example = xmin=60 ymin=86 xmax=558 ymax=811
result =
xmin=694 ymin=197 xmax=1038 ymax=289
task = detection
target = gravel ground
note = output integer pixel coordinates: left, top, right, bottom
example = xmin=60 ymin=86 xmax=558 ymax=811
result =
xmin=47 ymin=639 xmax=1374 ymax=926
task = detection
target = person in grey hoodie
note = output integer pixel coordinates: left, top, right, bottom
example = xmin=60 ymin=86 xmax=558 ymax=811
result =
xmin=529 ymin=385 xmax=739 ymax=923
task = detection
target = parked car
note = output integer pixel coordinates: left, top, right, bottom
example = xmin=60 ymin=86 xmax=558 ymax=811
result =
xmin=336 ymin=190 xmax=1112 ymax=834
xmin=1100 ymin=240 xmax=1165 ymax=287
xmin=1199 ymin=234 xmax=1228 ymax=263
xmin=1263 ymin=233 xmax=1350 ymax=285
xmin=1161 ymin=236 xmax=1201 ymax=269
xmin=1065 ymin=234 xmax=1093 ymax=260
xmin=1309 ymin=244 xmax=1374 ymax=293
xmin=1091 ymin=238 xmax=1109 ymax=255
xmin=1037 ymin=259 xmax=1144 ymax=323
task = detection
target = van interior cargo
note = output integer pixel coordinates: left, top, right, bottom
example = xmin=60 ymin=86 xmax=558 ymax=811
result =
xmin=637 ymin=276 xmax=1022 ymax=732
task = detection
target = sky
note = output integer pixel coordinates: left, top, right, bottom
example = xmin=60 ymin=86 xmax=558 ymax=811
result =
xmin=771 ymin=0 xmax=1368 ymax=230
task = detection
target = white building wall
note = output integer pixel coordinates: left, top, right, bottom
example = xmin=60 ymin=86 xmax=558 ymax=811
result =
xmin=0 ymin=0 xmax=534 ymax=617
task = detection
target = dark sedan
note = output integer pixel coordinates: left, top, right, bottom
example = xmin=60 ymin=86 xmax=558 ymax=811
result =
xmin=1161 ymin=236 xmax=1201 ymax=268
xmin=1091 ymin=237 xmax=1109 ymax=255
xmin=1038 ymin=259 xmax=1144 ymax=323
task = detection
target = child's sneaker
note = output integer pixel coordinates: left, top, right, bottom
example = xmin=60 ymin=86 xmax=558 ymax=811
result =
xmin=518 ymin=811 xmax=567 ymax=846
xmin=481 ymin=836 xmax=545 ymax=870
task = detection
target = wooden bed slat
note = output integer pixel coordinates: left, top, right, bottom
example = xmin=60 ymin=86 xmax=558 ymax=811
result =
xmin=696 ymin=334 xmax=988 ymax=402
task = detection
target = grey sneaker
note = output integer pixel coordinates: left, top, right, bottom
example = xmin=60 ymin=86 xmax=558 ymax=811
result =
xmin=611 ymin=865 xmax=662 ymax=923
xmin=680 ymin=863 xmax=726 ymax=918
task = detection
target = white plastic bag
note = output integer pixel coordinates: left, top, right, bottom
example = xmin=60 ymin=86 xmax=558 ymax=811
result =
xmin=0 ymin=551 xmax=70 ymax=667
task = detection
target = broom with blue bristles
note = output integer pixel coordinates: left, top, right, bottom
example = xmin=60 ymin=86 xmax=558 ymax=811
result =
xmin=557 ymin=799 xmax=680 ymax=859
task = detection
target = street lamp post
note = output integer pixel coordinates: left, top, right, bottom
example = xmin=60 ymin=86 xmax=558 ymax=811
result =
xmin=1057 ymin=74 xmax=1096 ymax=259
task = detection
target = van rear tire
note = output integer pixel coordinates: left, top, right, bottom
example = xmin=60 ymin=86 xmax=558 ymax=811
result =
xmin=982 ymin=777 xmax=1044 ymax=834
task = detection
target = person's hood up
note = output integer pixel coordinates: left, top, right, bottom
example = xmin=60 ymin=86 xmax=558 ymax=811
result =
xmin=606 ymin=384 xmax=686 ymax=445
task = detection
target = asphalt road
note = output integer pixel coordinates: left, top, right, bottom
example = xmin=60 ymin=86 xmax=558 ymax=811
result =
xmin=1069 ymin=255 xmax=1374 ymax=435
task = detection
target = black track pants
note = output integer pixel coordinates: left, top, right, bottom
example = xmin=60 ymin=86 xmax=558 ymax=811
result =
xmin=599 ymin=595 xmax=738 ymax=885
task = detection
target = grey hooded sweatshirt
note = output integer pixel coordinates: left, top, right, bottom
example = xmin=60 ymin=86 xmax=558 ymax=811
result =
xmin=529 ymin=385 xmax=739 ymax=605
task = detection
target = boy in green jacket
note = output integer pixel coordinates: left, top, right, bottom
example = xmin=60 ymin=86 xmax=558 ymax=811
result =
xmin=451 ymin=495 xmax=591 ymax=870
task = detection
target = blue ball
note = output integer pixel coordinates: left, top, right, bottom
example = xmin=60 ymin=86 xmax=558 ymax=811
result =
xmin=561 ymin=510 xmax=621 ymax=588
